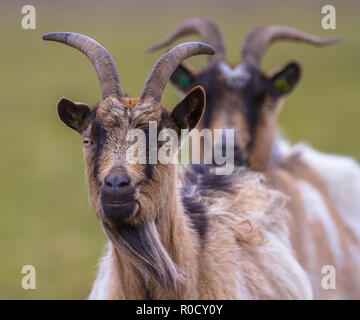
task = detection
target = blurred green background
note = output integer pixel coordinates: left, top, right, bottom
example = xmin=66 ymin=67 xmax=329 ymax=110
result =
xmin=0 ymin=0 xmax=359 ymax=299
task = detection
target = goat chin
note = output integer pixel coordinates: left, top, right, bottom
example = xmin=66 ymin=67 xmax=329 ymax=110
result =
xmin=102 ymin=220 xmax=181 ymax=291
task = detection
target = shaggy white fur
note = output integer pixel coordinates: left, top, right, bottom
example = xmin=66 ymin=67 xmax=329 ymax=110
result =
xmin=294 ymin=143 xmax=360 ymax=236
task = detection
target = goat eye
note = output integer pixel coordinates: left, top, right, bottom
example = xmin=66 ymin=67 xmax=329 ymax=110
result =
xmin=82 ymin=137 xmax=92 ymax=145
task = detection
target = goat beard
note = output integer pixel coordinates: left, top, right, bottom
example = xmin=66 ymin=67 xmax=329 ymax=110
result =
xmin=102 ymin=219 xmax=181 ymax=292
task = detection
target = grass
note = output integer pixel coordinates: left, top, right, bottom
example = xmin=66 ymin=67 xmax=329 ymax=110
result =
xmin=0 ymin=0 xmax=359 ymax=299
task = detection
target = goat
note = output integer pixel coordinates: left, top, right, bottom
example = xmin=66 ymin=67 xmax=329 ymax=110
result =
xmin=149 ymin=18 xmax=340 ymax=169
xmin=150 ymin=18 xmax=360 ymax=299
xmin=43 ymin=32 xmax=312 ymax=299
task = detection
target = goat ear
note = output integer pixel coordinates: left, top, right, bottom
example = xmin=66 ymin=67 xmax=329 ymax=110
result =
xmin=171 ymin=86 xmax=206 ymax=132
xmin=170 ymin=63 xmax=197 ymax=93
xmin=57 ymin=97 xmax=91 ymax=133
xmin=270 ymin=62 xmax=301 ymax=97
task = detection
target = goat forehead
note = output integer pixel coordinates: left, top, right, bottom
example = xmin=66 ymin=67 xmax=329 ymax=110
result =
xmin=95 ymin=98 xmax=161 ymax=130
xmin=95 ymin=99 xmax=128 ymax=128
xmin=218 ymin=62 xmax=251 ymax=89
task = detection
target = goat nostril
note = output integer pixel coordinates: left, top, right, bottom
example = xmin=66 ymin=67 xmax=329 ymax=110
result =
xmin=117 ymin=176 xmax=130 ymax=188
xmin=105 ymin=179 xmax=113 ymax=188
xmin=104 ymin=175 xmax=131 ymax=190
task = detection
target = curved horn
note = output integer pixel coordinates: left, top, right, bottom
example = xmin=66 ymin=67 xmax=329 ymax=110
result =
xmin=241 ymin=25 xmax=340 ymax=66
xmin=42 ymin=32 xmax=122 ymax=100
xmin=148 ymin=18 xmax=225 ymax=64
xmin=141 ymin=42 xmax=215 ymax=103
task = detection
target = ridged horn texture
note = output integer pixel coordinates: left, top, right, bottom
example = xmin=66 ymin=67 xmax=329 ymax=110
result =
xmin=42 ymin=32 xmax=122 ymax=100
xmin=241 ymin=25 xmax=341 ymax=66
xmin=141 ymin=42 xmax=215 ymax=103
xmin=148 ymin=18 xmax=225 ymax=64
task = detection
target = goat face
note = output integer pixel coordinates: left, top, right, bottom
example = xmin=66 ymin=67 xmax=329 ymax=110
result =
xmin=57 ymin=90 xmax=205 ymax=228
xmin=171 ymin=60 xmax=300 ymax=166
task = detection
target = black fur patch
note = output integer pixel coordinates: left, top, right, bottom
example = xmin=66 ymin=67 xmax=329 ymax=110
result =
xmin=195 ymin=64 xmax=223 ymax=130
xmin=142 ymin=112 xmax=171 ymax=181
xmin=243 ymin=65 xmax=268 ymax=150
xmin=90 ymin=114 xmax=108 ymax=180
xmin=180 ymin=164 xmax=236 ymax=241
xmin=199 ymin=172 xmax=235 ymax=195
xmin=185 ymin=164 xmax=235 ymax=195
xmin=145 ymin=163 xmax=154 ymax=180
xmin=181 ymin=196 xmax=207 ymax=240
xmin=143 ymin=126 xmax=154 ymax=181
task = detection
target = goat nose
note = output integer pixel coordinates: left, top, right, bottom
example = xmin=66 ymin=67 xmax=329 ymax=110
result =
xmin=104 ymin=175 xmax=131 ymax=190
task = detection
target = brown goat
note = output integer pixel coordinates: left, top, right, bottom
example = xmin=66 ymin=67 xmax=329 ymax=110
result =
xmin=150 ymin=18 xmax=360 ymax=299
xmin=43 ymin=32 xmax=312 ymax=299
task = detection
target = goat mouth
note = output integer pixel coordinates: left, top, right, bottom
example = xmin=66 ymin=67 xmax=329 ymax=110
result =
xmin=101 ymin=200 xmax=140 ymax=223
xmin=105 ymin=201 xmax=133 ymax=206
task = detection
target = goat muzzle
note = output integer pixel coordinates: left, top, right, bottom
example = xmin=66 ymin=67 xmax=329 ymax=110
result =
xmin=100 ymin=174 xmax=139 ymax=223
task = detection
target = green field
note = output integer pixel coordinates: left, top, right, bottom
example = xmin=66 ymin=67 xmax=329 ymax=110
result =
xmin=0 ymin=0 xmax=359 ymax=299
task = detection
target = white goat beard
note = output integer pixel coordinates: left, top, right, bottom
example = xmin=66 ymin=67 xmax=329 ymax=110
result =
xmin=102 ymin=220 xmax=181 ymax=291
